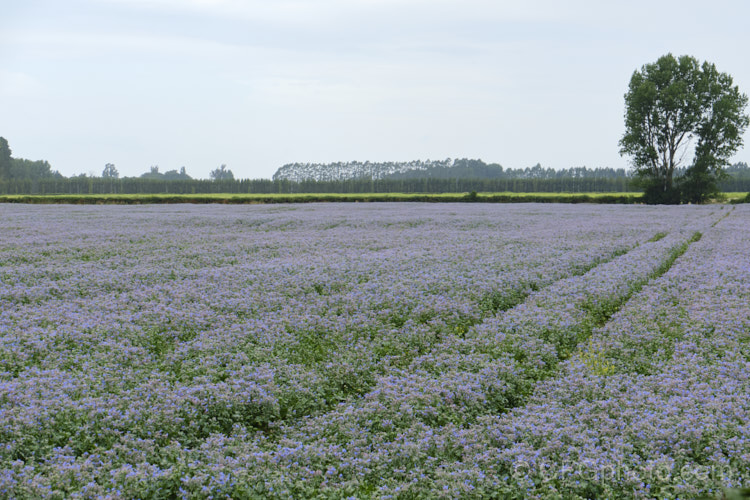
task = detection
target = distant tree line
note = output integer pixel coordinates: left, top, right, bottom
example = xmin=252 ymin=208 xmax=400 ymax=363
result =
xmin=0 ymin=137 xmax=63 ymax=183
xmin=271 ymin=158 xmax=632 ymax=183
xmin=273 ymin=159 xmax=455 ymax=182
xmin=4 ymin=164 xmax=750 ymax=196
xmin=385 ymin=159 xmax=631 ymax=181
xmin=0 ymin=172 xmax=713 ymax=195
xmin=2 ymin=136 xmax=749 ymax=195
xmin=0 ymin=173 xmax=636 ymax=195
xmin=0 ymin=136 xmax=239 ymax=194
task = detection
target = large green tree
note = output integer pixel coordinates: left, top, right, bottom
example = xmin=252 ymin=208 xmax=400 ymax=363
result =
xmin=0 ymin=137 xmax=12 ymax=180
xmin=619 ymin=54 xmax=748 ymax=203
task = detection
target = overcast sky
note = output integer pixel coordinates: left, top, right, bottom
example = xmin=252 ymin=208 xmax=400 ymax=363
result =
xmin=2 ymin=0 xmax=749 ymax=179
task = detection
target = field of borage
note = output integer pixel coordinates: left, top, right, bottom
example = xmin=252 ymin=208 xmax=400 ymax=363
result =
xmin=1 ymin=203 xmax=749 ymax=499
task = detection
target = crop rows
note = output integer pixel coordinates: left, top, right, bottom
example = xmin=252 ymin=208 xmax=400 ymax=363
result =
xmin=0 ymin=203 xmax=744 ymax=498
xmin=457 ymin=206 xmax=750 ymax=499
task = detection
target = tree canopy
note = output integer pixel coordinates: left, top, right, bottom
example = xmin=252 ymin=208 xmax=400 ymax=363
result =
xmin=0 ymin=137 xmax=13 ymax=180
xmin=619 ymin=54 xmax=749 ymax=203
xmin=210 ymin=164 xmax=234 ymax=181
xmin=102 ymin=163 xmax=119 ymax=179
xmin=0 ymin=136 xmax=61 ymax=181
xmin=138 ymin=165 xmax=192 ymax=180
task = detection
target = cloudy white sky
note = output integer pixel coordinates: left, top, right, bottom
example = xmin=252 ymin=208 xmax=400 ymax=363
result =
xmin=2 ymin=0 xmax=749 ymax=179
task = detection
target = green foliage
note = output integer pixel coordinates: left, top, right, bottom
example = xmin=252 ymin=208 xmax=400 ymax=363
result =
xmin=696 ymin=487 xmax=750 ymax=500
xmin=0 ymin=137 xmax=61 ymax=181
xmin=464 ymin=190 xmax=479 ymax=202
xmin=281 ymin=329 xmax=338 ymax=367
xmin=210 ymin=164 xmax=235 ymax=181
xmin=0 ymin=137 xmax=11 ymax=180
xmin=101 ymin=163 xmax=119 ymax=179
xmin=140 ymin=165 xmax=192 ymax=180
xmin=581 ymin=295 xmax=625 ymax=329
xmin=648 ymin=231 xmax=668 ymax=242
xmin=274 ymin=159 xmax=631 ymax=183
xmin=620 ymin=54 xmax=749 ymax=204
xmin=9 ymin=158 xmax=60 ymax=180
xmin=640 ymin=179 xmax=683 ymax=204
xmin=478 ymin=284 xmax=537 ymax=317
